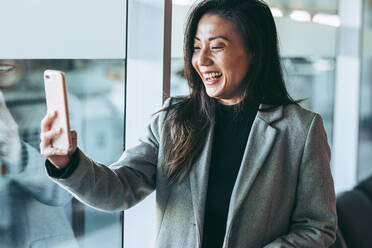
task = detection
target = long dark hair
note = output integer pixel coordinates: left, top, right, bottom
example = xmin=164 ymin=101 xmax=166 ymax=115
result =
xmin=162 ymin=0 xmax=296 ymax=185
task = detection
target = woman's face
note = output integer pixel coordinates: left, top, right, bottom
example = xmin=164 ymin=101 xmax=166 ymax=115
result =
xmin=192 ymin=14 xmax=252 ymax=105
xmin=0 ymin=60 xmax=22 ymax=88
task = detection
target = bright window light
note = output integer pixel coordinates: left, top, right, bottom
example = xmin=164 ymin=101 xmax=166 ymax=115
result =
xmin=173 ymin=0 xmax=195 ymax=5
xmin=270 ymin=7 xmax=283 ymax=17
xmin=314 ymin=60 xmax=334 ymax=71
xmin=313 ymin=14 xmax=341 ymax=27
xmin=290 ymin=10 xmax=311 ymax=22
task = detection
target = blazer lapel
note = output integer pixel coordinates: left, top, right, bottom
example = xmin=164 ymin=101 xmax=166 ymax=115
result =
xmin=189 ymin=120 xmax=215 ymax=247
xmin=225 ymin=105 xmax=283 ymax=232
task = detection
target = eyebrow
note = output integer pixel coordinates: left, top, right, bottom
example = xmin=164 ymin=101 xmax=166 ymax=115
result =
xmin=194 ymin=36 xmax=230 ymax=42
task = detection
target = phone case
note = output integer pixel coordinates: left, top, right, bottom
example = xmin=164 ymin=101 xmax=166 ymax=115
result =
xmin=43 ymin=70 xmax=72 ymax=151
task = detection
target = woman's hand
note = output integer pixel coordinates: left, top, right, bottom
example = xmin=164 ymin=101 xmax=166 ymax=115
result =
xmin=0 ymin=90 xmax=22 ymax=176
xmin=40 ymin=111 xmax=77 ymax=169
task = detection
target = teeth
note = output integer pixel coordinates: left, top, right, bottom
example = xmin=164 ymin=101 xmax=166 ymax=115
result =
xmin=203 ymin=72 xmax=222 ymax=80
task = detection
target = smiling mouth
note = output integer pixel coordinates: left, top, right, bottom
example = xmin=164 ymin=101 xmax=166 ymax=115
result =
xmin=0 ymin=64 xmax=15 ymax=73
xmin=203 ymin=72 xmax=223 ymax=84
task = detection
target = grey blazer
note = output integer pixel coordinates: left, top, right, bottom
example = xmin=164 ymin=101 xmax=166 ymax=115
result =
xmin=47 ymin=98 xmax=337 ymax=248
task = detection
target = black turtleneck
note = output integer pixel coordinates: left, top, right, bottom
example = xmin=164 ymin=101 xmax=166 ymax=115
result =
xmin=201 ymin=101 xmax=258 ymax=248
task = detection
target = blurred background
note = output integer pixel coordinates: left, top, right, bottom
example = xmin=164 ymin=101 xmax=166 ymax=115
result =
xmin=0 ymin=0 xmax=371 ymax=247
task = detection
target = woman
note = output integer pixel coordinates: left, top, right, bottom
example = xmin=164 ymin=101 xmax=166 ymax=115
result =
xmin=40 ymin=0 xmax=337 ymax=247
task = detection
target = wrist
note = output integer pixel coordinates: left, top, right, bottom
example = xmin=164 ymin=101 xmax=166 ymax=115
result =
xmin=46 ymin=149 xmax=80 ymax=179
xmin=51 ymin=156 xmax=72 ymax=169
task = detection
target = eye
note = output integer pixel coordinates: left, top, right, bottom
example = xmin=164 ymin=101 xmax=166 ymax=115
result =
xmin=193 ymin=46 xmax=201 ymax=51
xmin=211 ymin=43 xmax=225 ymax=50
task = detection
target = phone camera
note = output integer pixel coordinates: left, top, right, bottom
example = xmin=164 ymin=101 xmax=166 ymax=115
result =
xmin=45 ymin=75 xmax=50 ymax=79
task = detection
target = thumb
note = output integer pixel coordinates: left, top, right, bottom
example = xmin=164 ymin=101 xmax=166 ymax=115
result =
xmin=69 ymin=130 xmax=78 ymax=154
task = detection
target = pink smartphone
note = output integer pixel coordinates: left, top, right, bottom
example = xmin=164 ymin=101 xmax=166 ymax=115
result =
xmin=43 ymin=70 xmax=72 ymax=152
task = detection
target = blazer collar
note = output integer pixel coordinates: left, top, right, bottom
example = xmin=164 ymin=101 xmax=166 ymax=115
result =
xmin=189 ymin=122 xmax=214 ymax=247
xmin=257 ymin=104 xmax=284 ymax=124
xmin=188 ymin=103 xmax=284 ymax=247
xmin=224 ymin=105 xmax=281 ymax=241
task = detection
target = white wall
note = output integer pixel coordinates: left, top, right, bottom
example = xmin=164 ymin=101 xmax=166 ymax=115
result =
xmin=0 ymin=0 xmax=126 ymax=58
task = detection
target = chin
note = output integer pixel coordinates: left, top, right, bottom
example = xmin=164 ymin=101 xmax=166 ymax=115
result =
xmin=204 ymin=84 xmax=223 ymax=98
xmin=206 ymin=93 xmax=224 ymax=103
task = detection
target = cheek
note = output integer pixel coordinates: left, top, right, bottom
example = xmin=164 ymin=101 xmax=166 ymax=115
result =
xmin=220 ymin=59 xmax=239 ymax=79
xmin=230 ymin=57 xmax=249 ymax=80
xmin=220 ymin=61 xmax=248 ymax=88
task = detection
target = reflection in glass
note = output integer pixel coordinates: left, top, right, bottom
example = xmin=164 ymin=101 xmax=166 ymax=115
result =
xmin=282 ymin=57 xmax=335 ymax=147
xmin=0 ymin=59 xmax=124 ymax=248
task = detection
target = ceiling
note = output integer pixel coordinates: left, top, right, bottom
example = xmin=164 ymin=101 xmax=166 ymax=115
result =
xmin=174 ymin=0 xmax=339 ymax=15
xmin=265 ymin=0 xmax=338 ymax=15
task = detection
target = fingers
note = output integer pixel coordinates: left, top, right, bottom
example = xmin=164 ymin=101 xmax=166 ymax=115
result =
xmin=40 ymin=111 xmax=61 ymax=158
xmin=40 ymin=129 xmax=78 ymax=158
xmin=40 ymin=135 xmax=69 ymax=157
xmin=40 ymin=128 xmax=62 ymax=148
xmin=41 ymin=110 xmax=58 ymax=133
xmin=41 ymin=146 xmax=69 ymax=157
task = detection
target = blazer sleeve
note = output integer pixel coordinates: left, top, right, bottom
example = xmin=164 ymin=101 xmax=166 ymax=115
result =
xmin=264 ymin=114 xmax=337 ymax=248
xmin=12 ymin=142 xmax=72 ymax=206
xmin=45 ymin=98 xmax=170 ymax=212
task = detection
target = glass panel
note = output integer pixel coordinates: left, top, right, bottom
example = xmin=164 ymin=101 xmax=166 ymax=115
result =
xmin=123 ymin=0 xmax=168 ymax=246
xmin=0 ymin=59 xmax=124 ymax=248
xmin=282 ymin=58 xmax=335 ymax=146
xmin=358 ymin=0 xmax=372 ymax=181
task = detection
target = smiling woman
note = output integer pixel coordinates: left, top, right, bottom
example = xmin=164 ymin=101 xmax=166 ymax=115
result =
xmin=162 ymin=0 xmax=298 ymax=186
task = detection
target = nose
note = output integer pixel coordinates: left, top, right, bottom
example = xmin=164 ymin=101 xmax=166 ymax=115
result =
xmin=197 ymin=48 xmax=213 ymax=66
